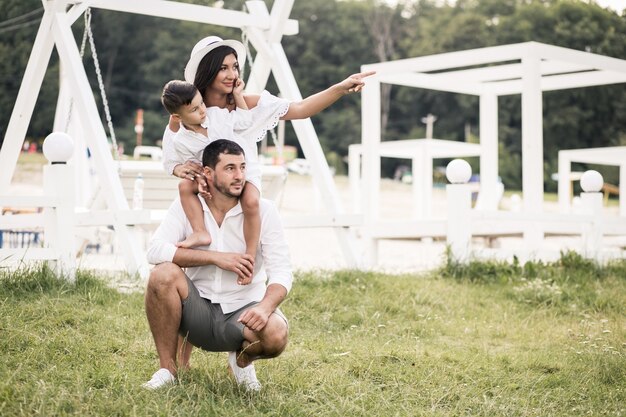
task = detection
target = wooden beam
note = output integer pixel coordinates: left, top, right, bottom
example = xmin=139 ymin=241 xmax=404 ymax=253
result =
xmin=0 ymin=9 xmax=55 ymax=190
xmin=86 ymin=0 xmax=298 ymax=35
xmin=52 ymin=10 xmax=149 ymax=276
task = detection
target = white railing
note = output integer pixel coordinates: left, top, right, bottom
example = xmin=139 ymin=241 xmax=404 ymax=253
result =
xmin=0 ymin=133 xmax=150 ymax=280
xmin=363 ymin=161 xmax=626 ymax=266
xmin=1 ymin=155 xmax=77 ymax=279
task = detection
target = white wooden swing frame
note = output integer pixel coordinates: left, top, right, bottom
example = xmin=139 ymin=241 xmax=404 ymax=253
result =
xmin=0 ymin=0 xmax=360 ymax=277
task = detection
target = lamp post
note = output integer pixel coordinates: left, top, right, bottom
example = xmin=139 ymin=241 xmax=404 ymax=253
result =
xmin=580 ymin=170 xmax=603 ymax=260
xmin=446 ymin=159 xmax=472 ymax=263
xmin=42 ymin=132 xmax=76 ymax=281
xmin=43 ymin=132 xmax=74 ymax=164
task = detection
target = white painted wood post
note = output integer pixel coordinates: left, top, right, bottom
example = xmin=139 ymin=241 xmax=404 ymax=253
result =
xmin=478 ymin=93 xmax=498 ymax=210
xmin=360 ymin=75 xmax=382 ymax=266
xmin=348 ymin=145 xmax=361 ymax=214
xmin=0 ymin=8 xmax=55 ymax=190
xmin=580 ymin=170 xmax=604 ymax=260
xmin=521 ymin=47 xmax=544 ymax=249
xmin=42 ymin=133 xmax=76 ymax=281
xmin=619 ymin=162 xmax=626 ymax=217
xmin=411 ymin=147 xmax=431 ymax=219
xmin=446 ymin=159 xmax=473 ymax=263
xmin=52 ymin=10 xmax=149 ymax=278
xmin=557 ymin=151 xmax=571 ymax=213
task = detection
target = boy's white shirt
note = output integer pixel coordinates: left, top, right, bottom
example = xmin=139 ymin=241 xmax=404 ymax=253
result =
xmin=172 ymin=106 xmax=264 ymax=188
xmin=162 ymin=91 xmax=290 ymax=187
xmin=172 ymin=106 xmax=253 ymax=164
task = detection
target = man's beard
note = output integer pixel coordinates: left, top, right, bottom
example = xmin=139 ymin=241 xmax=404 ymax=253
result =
xmin=213 ymin=173 xmax=244 ymax=198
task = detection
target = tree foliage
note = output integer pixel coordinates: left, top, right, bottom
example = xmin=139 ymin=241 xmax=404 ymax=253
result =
xmin=1 ymin=0 xmax=625 ymax=190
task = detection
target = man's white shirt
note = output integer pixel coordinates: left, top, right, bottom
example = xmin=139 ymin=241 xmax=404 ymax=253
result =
xmin=146 ymin=197 xmax=292 ymax=313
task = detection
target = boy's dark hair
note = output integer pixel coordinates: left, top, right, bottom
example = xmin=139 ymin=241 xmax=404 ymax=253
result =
xmin=161 ymin=80 xmax=198 ymax=114
xmin=202 ymin=139 xmax=245 ymax=168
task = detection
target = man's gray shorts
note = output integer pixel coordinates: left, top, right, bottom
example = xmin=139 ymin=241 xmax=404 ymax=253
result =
xmin=179 ymin=276 xmax=286 ymax=352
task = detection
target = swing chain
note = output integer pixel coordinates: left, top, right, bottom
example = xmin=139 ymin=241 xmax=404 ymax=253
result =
xmin=63 ymin=16 xmax=89 ymax=132
xmin=84 ymin=8 xmax=119 ymax=159
xmin=241 ymin=25 xmax=280 ymax=154
xmin=240 ymin=28 xmax=254 ymax=75
xmin=240 ymin=4 xmax=254 ymax=74
xmin=66 ymin=8 xmax=119 ymax=160
xmin=268 ymin=125 xmax=281 ymax=155
xmin=240 ymin=5 xmax=283 ymax=156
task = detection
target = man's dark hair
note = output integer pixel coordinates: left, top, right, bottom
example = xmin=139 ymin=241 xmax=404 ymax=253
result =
xmin=202 ymin=139 xmax=245 ymax=168
xmin=194 ymin=46 xmax=240 ymax=105
xmin=161 ymin=80 xmax=198 ymax=114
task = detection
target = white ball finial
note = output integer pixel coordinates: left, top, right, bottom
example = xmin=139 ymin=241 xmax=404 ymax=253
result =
xmin=446 ymin=159 xmax=472 ymax=184
xmin=580 ymin=170 xmax=603 ymax=192
xmin=43 ymin=132 xmax=74 ymax=164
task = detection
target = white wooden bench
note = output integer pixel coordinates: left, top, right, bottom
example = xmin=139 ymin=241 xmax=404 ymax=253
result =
xmin=85 ymin=159 xmax=361 ymax=255
xmin=558 ymin=146 xmax=626 ymax=217
xmin=117 ymin=160 xmax=288 ymax=217
xmin=78 ymin=160 xmax=288 ymax=251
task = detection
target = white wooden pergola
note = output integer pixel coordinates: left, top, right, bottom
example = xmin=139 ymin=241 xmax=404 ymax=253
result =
xmin=359 ymin=41 xmax=626 ymax=256
xmin=0 ymin=0 xmax=359 ymax=276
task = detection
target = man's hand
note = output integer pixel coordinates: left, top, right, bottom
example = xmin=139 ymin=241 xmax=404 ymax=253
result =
xmin=238 ymin=303 xmax=273 ymax=332
xmin=215 ymin=252 xmax=254 ymax=281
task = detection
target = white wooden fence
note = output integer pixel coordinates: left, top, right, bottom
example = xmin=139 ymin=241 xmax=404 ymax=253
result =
xmin=3 ymin=146 xmax=625 ymax=277
xmin=365 ymin=162 xmax=626 ymax=266
xmin=0 ymin=133 xmax=149 ymax=280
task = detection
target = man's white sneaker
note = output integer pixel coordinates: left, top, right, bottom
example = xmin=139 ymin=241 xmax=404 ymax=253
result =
xmin=228 ymin=351 xmax=261 ymax=391
xmin=142 ymin=368 xmax=176 ymax=389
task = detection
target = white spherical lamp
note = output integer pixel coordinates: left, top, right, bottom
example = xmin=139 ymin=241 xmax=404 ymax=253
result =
xmin=446 ymin=159 xmax=472 ymax=184
xmin=580 ymin=170 xmax=603 ymax=193
xmin=43 ymin=132 xmax=74 ymax=164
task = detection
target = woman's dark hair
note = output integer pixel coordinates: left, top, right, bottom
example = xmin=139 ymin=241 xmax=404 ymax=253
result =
xmin=202 ymin=139 xmax=245 ymax=168
xmin=194 ymin=45 xmax=240 ymax=105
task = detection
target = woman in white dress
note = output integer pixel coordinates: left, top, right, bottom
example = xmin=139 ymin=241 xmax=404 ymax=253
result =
xmin=162 ymin=35 xmax=373 ymax=258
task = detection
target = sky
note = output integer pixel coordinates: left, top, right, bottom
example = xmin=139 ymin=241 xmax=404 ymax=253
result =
xmin=389 ymin=0 xmax=626 ymax=13
xmin=589 ymin=0 xmax=625 ymax=12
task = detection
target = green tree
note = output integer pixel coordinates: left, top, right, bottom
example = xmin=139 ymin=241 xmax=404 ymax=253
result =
xmin=1 ymin=0 xmax=624 ymax=187
xmin=495 ymin=1 xmax=626 ymax=190
xmin=0 ymin=0 xmax=57 ymax=148
xmin=283 ymin=0 xmax=381 ymax=159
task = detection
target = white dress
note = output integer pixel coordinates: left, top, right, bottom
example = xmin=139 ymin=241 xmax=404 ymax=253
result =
xmin=162 ymin=91 xmax=290 ymax=192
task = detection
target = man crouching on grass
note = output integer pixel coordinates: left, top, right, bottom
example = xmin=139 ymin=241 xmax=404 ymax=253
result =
xmin=143 ymin=139 xmax=292 ymax=391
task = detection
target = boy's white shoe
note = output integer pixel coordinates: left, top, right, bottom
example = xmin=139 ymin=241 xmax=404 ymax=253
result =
xmin=142 ymin=368 xmax=176 ymax=389
xmin=228 ymin=351 xmax=261 ymax=391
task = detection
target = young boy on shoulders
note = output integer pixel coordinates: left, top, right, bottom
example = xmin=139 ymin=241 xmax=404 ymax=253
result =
xmin=161 ymin=80 xmax=260 ymax=284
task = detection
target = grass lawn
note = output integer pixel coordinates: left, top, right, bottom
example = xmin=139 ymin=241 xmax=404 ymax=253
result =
xmin=0 ymin=253 xmax=624 ymax=416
